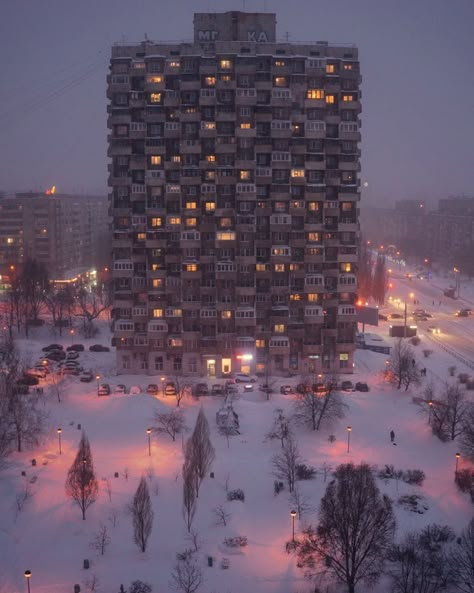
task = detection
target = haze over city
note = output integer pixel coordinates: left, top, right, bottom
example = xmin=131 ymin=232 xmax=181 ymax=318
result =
xmin=1 ymin=0 xmax=473 ymax=204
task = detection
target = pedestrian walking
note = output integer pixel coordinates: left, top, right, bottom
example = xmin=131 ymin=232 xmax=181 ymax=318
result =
xmin=390 ymin=430 xmax=395 ymax=443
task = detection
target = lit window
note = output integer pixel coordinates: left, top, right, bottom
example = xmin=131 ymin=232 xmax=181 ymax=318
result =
xmin=150 ymin=217 xmax=162 ymax=227
xmin=274 ymin=77 xmax=286 ymax=86
xmin=153 ymin=309 xmax=163 ymax=318
xmin=205 ymin=202 xmax=215 ymax=212
xmin=342 ymin=95 xmax=354 ymax=102
xmin=172 ymin=155 xmax=181 ymax=163
xmin=136 ymin=233 xmax=146 ymax=240
xmin=274 ymin=264 xmax=285 ymax=272
xmin=274 ymin=60 xmax=286 ymax=67
xmin=291 ymin=169 xmax=305 ymax=178
xmin=169 ymin=217 xmax=181 ymax=225
xmin=240 ymin=170 xmax=251 ymax=180
xmin=221 ymin=311 xmax=232 ymax=319
xmin=206 ymin=155 xmax=216 ymax=162
xmin=216 ymin=231 xmax=236 ymax=240
xmin=256 ymin=263 xmax=267 ymax=272
xmin=185 ymin=201 xmax=197 ymax=210
xmin=205 ymin=171 xmax=215 ymax=180
xmin=220 ymin=75 xmax=231 ymax=81
xmin=220 ymin=217 xmax=232 ymax=227
xmin=203 ymin=122 xmax=216 ymax=130
xmin=343 ymin=64 xmax=353 ymax=71
xmin=147 ymin=75 xmax=163 ymax=83
xmin=150 ymin=155 xmax=161 ymax=165
xmin=186 ymin=218 xmax=197 ymax=227
xmin=307 ymin=89 xmax=324 ymax=100
xmin=150 ymin=93 xmax=162 ymax=103
xmin=220 ymin=59 xmax=232 ymax=69
xmin=326 ymin=64 xmax=335 ymax=73
xmin=169 ymin=337 xmax=182 ymax=347
xmin=152 ymin=279 xmax=162 ymax=288
xmin=205 ymin=76 xmax=216 ymax=86
xmin=325 ymin=95 xmax=335 ymax=104
xmin=274 ymin=324 xmax=285 ymax=333
xmin=308 ymin=202 xmax=319 ymax=211
xmin=6 ymin=237 xmax=14 ymax=244
xmin=290 ymin=294 xmax=301 ymax=301
xmin=186 ymin=264 xmax=197 ymax=272
xmin=240 ymin=123 xmax=251 ymax=129
xmin=169 ymin=61 xmax=180 ymax=68
xmin=256 ymin=339 xmax=266 ymax=348
xmin=341 ymin=263 xmax=352 ymax=272
xmin=308 ymin=232 xmax=321 ymax=242
xmin=307 ymin=294 xmax=319 ymax=302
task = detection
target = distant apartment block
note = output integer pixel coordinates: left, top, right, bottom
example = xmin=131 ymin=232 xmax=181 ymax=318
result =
xmin=0 ymin=192 xmax=110 ymax=279
xmin=107 ymin=11 xmax=362 ymax=377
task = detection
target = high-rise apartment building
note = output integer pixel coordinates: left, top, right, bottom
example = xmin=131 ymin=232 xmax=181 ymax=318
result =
xmin=108 ymin=11 xmax=361 ymax=377
xmin=0 ymin=192 xmax=109 ymax=279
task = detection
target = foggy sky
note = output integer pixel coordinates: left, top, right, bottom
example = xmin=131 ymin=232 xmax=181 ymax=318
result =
xmin=0 ymin=0 xmax=473 ymax=206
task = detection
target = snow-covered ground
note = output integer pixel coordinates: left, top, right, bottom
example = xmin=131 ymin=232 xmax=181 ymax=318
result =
xmin=1 ymin=270 xmax=473 ymax=593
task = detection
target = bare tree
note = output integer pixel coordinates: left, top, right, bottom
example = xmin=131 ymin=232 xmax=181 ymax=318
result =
xmin=47 ymin=370 xmax=66 ymax=403
xmin=293 ymin=378 xmax=346 ymax=431
xmin=103 ymin=478 xmax=112 ymax=502
xmin=83 ymin=574 xmax=100 ymax=593
xmin=321 ymin=462 xmax=333 ymax=482
xmin=170 ymin=556 xmax=203 ymax=593
xmin=290 ymin=485 xmax=313 ymax=519
xmin=65 ymin=432 xmax=99 ymax=520
xmin=170 ymin=373 xmax=191 ymax=407
xmin=43 ymin=285 xmax=74 ymax=336
xmin=186 ymin=408 xmax=215 ymax=496
xmin=212 ymin=504 xmax=231 ymax=527
xmin=460 ymin=404 xmax=474 ymax=462
xmin=385 ymin=339 xmax=421 ymax=391
xmin=6 ymin=380 xmax=49 ymax=453
xmin=182 ymin=456 xmax=197 ymax=533
xmin=390 ymin=524 xmax=455 ymax=593
xmin=75 ymin=286 xmax=110 ymax=338
xmin=90 ymin=523 xmax=111 ymax=556
xmin=271 ymin=433 xmax=301 ymax=493
xmin=186 ymin=528 xmax=201 ymax=553
xmin=266 ymin=408 xmax=289 ymax=448
xmin=14 ymin=482 xmax=34 ymax=518
xmin=440 ymin=383 xmax=469 ymax=441
xmin=131 ymin=477 xmax=153 ymax=552
xmin=129 ymin=581 xmax=152 ymax=593
xmin=107 ymin=507 xmax=119 ymax=528
xmin=451 ymin=518 xmax=474 ymax=593
xmin=152 ymin=409 xmax=186 ymax=442
xmin=298 ymin=463 xmax=396 ymax=593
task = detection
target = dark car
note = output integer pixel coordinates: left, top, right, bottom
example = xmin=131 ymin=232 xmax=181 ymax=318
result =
xmin=89 ymin=344 xmax=111 ymax=352
xmin=67 ymin=344 xmax=85 ymax=352
xmin=389 ymin=313 xmax=403 ymax=320
xmin=42 ymin=344 xmax=64 ymax=352
xmin=378 ymin=313 xmax=388 ymax=321
xmin=98 ymin=383 xmax=111 ymax=396
xmin=341 ymin=380 xmax=354 ymax=392
xmin=194 ymin=383 xmax=209 ymax=396
xmin=19 ymin=374 xmax=39 ymax=386
xmin=80 ymin=371 xmax=94 ymax=383
xmin=455 ymin=310 xmax=469 ymax=318
xmin=355 ymin=382 xmax=369 ymax=392
xmin=296 ymin=383 xmax=312 ymax=394
xmin=66 ymin=351 xmax=79 ymax=360
xmin=211 ymin=384 xmax=225 ymax=396
xmin=45 ymin=350 xmax=66 ymax=361
xmin=146 ymin=384 xmax=159 ymax=396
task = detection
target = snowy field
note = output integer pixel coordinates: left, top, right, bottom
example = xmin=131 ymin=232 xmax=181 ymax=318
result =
xmin=1 ymin=268 xmax=473 ymax=593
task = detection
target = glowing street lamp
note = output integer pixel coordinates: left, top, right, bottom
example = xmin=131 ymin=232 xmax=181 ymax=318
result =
xmin=69 ymin=328 xmax=75 ymax=344
xmin=455 ymin=452 xmax=461 ymax=476
xmin=24 ymin=570 xmax=32 ymax=593
xmin=160 ymin=376 xmax=165 ymax=396
xmin=147 ymin=428 xmax=152 ymax=456
xmin=290 ymin=509 xmax=297 ymax=542
xmin=428 ymin=400 xmax=433 ymax=424
xmin=95 ymin=374 xmax=101 ymax=396
xmin=346 ymin=426 xmax=352 ymax=453
xmin=57 ymin=427 xmax=62 ymax=455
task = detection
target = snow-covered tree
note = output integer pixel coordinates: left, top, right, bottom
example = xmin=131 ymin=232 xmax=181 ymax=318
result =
xmin=131 ymin=477 xmax=153 ymax=552
xmin=65 ymin=432 xmax=99 ymax=520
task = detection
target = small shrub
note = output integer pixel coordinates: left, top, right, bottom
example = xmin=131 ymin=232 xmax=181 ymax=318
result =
xmin=410 ymin=336 xmax=421 ymax=346
xmin=296 ymin=463 xmax=317 ymax=480
xmin=398 ymin=494 xmax=429 ymax=514
xmin=422 ymin=349 xmax=433 ymax=358
xmin=273 ymin=480 xmax=284 ymax=495
xmin=404 ymin=469 xmax=425 ymax=486
xmin=448 ymin=365 xmax=457 ymax=377
xmin=455 ymin=468 xmax=474 ymax=502
xmin=285 ymin=540 xmax=301 ymax=554
xmin=227 ymin=488 xmax=245 ymax=502
xmin=458 ymin=373 xmax=469 ymax=384
xmin=328 ymin=434 xmax=336 ymax=443
xmin=223 ymin=535 xmax=248 ymax=548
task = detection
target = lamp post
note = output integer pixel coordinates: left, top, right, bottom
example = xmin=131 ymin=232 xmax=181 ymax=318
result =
xmin=69 ymin=328 xmax=75 ymax=344
xmin=428 ymin=400 xmax=433 ymax=424
xmin=454 ymin=267 xmax=461 ymax=299
xmin=160 ymin=376 xmax=165 ymax=396
xmin=95 ymin=374 xmax=101 ymax=396
xmin=24 ymin=570 xmax=32 ymax=593
xmin=147 ymin=428 xmax=152 ymax=456
xmin=290 ymin=509 xmax=297 ymax=543
xmin=346 ymin=426 xmax=352 ymax=453
xmin=57 ymin=427 xmax=62 ymax=455
xmin=404 ymin=292 xmax=415 ymax=338
xmin=455 ymin=452 xmax=461 ymax=476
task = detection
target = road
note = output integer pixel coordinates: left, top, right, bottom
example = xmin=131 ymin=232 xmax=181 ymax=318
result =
xmin=385 ymin=271 xmax=474 ymax=370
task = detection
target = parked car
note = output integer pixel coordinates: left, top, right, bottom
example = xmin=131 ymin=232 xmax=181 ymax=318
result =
xmin=455 ymin=310 xmax=469 ymax=317
xmin=194 ymin=383 xmax=209 ymax=396
xmin=27 ymin=368 xmax=47 ymax=379
xmin=79 ymin=371 xmax=94 ymax=383
xmin=45 ymin=350 xmax=66 ymax=361
xmin=225 ymin=384 xmax=238 ymax=395
xmin=66 ymin=351 xmax=79 ymax=360
xmin=259 ymin=383 xmax=274 ymax=394
xmin=355 ymin=382 xmax=369 ymax=392
xmin=389 ymin=313 xmax=403 ymax=320
xmin=341 ymin=380 xmax=354 ymax=392
xmin=243 ymin=383 xmax=254 ymax=392
xmin=98 ymin=383 xmax=111 ymax=396
xmin=280 ymin=385 xmax=294 ymax=395
xmin=66 ymin=344 xmax=85 ymax=352
xmin=378 ymin=313 xmax=388 ymax=321
xmin=61 ymin=367 xmax=79 ymax=376
xmin=211 ymin=384 xmax=225 ymax=396
xmin=234 ymin=373 xmax=256 ymax=383
xmin=89 ymin=344 xmax=111 ymax=352
xmin=19 ymin=374 xmax=39 ymax=386
xmin=164 ymin=382 xmax=177 ymax=396
xmin=42 ymin=344 xmax=64 ymax=352
xmin=34 ymin=364 xmax=50 ymax=374
xmin=427 ymin=326 xmax=441 ymax=334
xmin=146 ymin=384 xmax=159 ymax=395
xmin=129 ymin=385 xmax=142 ymax=395
xmin=115 ymin=384 xmax=127 ymax=394
xmin=296 ymin=383 xmax=312 ymax=394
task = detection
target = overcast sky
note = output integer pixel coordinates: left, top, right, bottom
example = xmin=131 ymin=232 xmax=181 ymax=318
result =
xmin=0 ymin=0 xmax=473 ymax=206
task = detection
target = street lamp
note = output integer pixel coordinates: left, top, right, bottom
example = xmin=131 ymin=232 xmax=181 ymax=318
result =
xmin=57 ymin=427 xmax=62 ymax=455
xmin=95 ymin=374 xmax=101 ymax=396
xmin=455 ymin=452 xmax=461 ymax=476
xmin=24 ymin=570 xmax=32 ymax=593
xmin=404 ymin=292 xmax=415 ymax=337
xmin=160 ymin=376 xmax=165 ymax=396
xmin=346 ymin=426 xmax=352 ymax=453
xmin=290 ymin=509 xmax=297 ymax=542
xmin=453 ymin=268 xmax=461 ymax=299
xmin=146 ymin=428 xmax=152 ymax=456
xmin=69 ymin=328 xmax=75 ymax=344
xmin=428 ymin=400 xmax=433 ymax=424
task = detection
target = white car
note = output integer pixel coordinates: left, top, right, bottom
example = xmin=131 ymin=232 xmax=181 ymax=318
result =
xmin=129 ymin=385 xmax=142 ymax=395
xmin=234 ymin=373 xmax=256 ymax=383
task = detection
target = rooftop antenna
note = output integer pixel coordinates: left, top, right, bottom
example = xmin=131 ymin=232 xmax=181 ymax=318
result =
xmin=285 ymin=31 xmax=290 ymax=42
